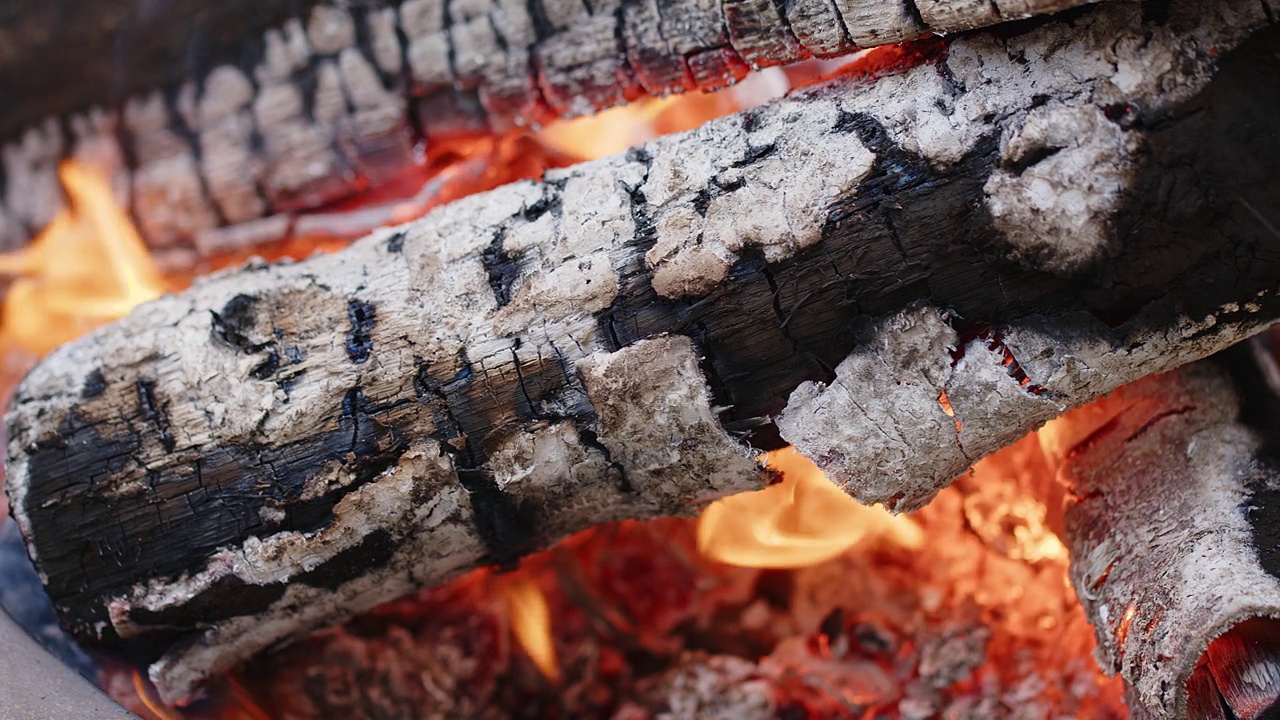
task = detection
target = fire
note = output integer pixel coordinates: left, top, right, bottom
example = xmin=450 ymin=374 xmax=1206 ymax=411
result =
xmin=133 ymin=671 xmax=182 ymax=720
xmin=536 ymin=67 xmax=800 ymax=162
xmin=0 ymin=51 xmax=1134 ymax=720
xmin=117 ymin=668 xmax=270 ymax=720
xmin=499 ymin=576 xmax=561 ymax=683
xmin=0 ymin=162 xmax=165 ymax=355
xmin=697 ymin=447 xmax=923 ymax=569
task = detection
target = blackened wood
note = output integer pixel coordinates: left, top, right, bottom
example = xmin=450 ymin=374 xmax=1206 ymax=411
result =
xmin=0 ymin=0 xmax=1119 ymax=250
xmin=0 ymin=1 xmax=320 ymax=140
xmin=4 ymin=0 xmax=1280 ymax=703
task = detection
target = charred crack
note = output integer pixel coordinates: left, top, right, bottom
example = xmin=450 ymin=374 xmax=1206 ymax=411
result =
xmin=766 ymin=0 xmax=804 ymax=51
xmin=345 ymin=298 xmax=377 ymax=363
xmin=577 ymin=426 xmax=634 ymax=493
xmin=249 ymin=351 xmax=282 ymax=381
xmin=527 ymin=0 xmax=559 ymax=40
xmin=1123 ymin=406 xmax=1196 ymax=445
xmin=971 ymin=327 xmax=1048 ymax=396
xmin=1003 ymin=143 xmax=1065 ymax=176
xmin=460 ymin=466 xmax=537 ymax=569
xmin=135 ymin=379 xmax=176 ymax=452
xmin=481 ymin=232 xmax=522 ymax=307
xmin=758 ymin=252 xmax=834 ymax=381
xmin=594 ymin=146 xmax=656 ymax=352
xmin=902 ymin=0 xmax=926 ymax=33
xmin=350 ymin=7 xmax=400 ymax=91
xmin=412 ymin=355 xmax=538 ymax=565
xmin=412 ymin=357 xmax=470 ymax=448
xmin=162 ymin=85 xmax=229 ymax=229
xmin=294 ymin=529 xmax=399 ymax=590
xmin=442 ymin=0 xmax=462 ymax=88
xmin=392 ymin=8 xmax=430 ymax=148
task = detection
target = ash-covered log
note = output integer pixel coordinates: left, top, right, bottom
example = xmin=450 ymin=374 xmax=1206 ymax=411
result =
xmin=4 ymin=0 xmax=1280 ymax=704
xmin=1045 ymin=353 xmax=1280 ymax=719
xmin=0 ymin=0 xmax=1117 ymax=251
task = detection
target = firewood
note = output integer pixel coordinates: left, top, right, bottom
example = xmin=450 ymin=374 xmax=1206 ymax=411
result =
xmin=0 ymin=0 xmax=1121 ymax=250
xmin=4 ymin=0 xmax=1279 ymax=704
xmin=1186 ymin=667 xmax=1232 ymax=720
xmin=1047 ymin=357 xmax=1280 ymax=719
xmin=1207 ymin=620 xmax=1280 ymax=720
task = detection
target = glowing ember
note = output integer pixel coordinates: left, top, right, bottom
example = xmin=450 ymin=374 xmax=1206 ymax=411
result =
xmin=537 ymin=66 xmax=810 ymax=162
xmin=697 ymin=447 xmax=923 ymax=569
xmin=961 ymin=437 xmax=1069 ymax=564
xmin=0 ymin=162 xmax=164 ymax=354
xmin=500 ymin=576 xmax=561 ymax=683
xmin=1117 ymin=603 xmax=1138 ymax=647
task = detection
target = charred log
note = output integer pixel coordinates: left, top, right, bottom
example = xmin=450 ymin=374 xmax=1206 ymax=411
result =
xmin=4 ymin=0 xmax=1280 ymax=704
xmin=0 ymin=0 xmax=1118 ymax=251
xmin=1046 ymin=354 xmax=1280 ymax=719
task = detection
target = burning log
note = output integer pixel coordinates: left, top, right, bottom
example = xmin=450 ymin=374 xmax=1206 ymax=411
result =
xmin=1044 ymin=354 xmax=1280 ymax=719
xmin=0 ymin=0 xmax=1117 ymax=251
xmin=4 ymin=0 xmax=1280 ymax=704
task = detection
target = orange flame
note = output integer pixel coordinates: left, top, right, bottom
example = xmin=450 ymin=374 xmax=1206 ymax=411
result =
xmin=0 ymin=162 xmax=164 ymax=355
xmin=131 ymin=671 xmax=181 ymax=720
xmin=500 ymin=576 xmax=561 ymax=683
xmin=697 ymin=447 xmax=923 ymax=569
xmin=536 ymin=67 xmax=800 ymax=161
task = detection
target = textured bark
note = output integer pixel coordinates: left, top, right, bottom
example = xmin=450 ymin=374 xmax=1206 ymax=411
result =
xmin=1046 ymin=356 xmax=1280 ymax=719
xmin=5 ymin=0 xmax=1280 ymax=703
xmin=0 ymin=0 xmax=1117 ymax=252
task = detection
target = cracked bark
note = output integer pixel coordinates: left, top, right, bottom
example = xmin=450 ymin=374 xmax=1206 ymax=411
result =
xmin=0 ymin=0 xmax=1117 ymax=251
xmin=1045 ymin=351 xmax=1280 ymax=720
xmin=3 ymin=0 xmax=1280 ymax=704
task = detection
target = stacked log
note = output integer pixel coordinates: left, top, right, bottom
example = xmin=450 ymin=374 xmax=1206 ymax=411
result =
xmin=0 ymin=0 xmax=1120 ymax=251
xmin=4 ymin=0 xmax=1278 ymax=704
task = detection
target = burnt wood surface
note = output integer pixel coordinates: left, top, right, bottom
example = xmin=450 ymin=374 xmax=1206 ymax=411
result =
xmin=0 ymin=1 xmax=322 ymax=140
xmin=4 ymin=0 xmax=1280 ymax=703
xmin=0 ymin=0 xmax=1111 ymax=251
xmin=1051 ymin=351 xmax=1280 ymax=720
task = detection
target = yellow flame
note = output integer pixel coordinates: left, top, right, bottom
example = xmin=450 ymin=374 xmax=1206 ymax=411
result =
xmin=697 ymin=447 xmax=923 ymax=569
xmin=501 ymin=577 xmax=560 ymax=683
xmin=0 ymin=161 xmax=164 ymax=355
xmin=536 ymin=98 xmax=683 ymax=160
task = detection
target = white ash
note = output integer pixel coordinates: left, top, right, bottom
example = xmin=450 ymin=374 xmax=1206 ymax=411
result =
xmin=577 ymin=335 xmax=763 ymax=511
xmin=985 ymin=105 xmax=1140 ymax=274
xmin=777 ymin=297 xmax=1277 ymax=511
xmin=642 ymin=98 xmax=875 ymax=299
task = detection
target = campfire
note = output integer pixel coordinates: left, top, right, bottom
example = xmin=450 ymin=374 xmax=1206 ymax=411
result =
xmin=2 ymin=1 xmax=1279 ymax=719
